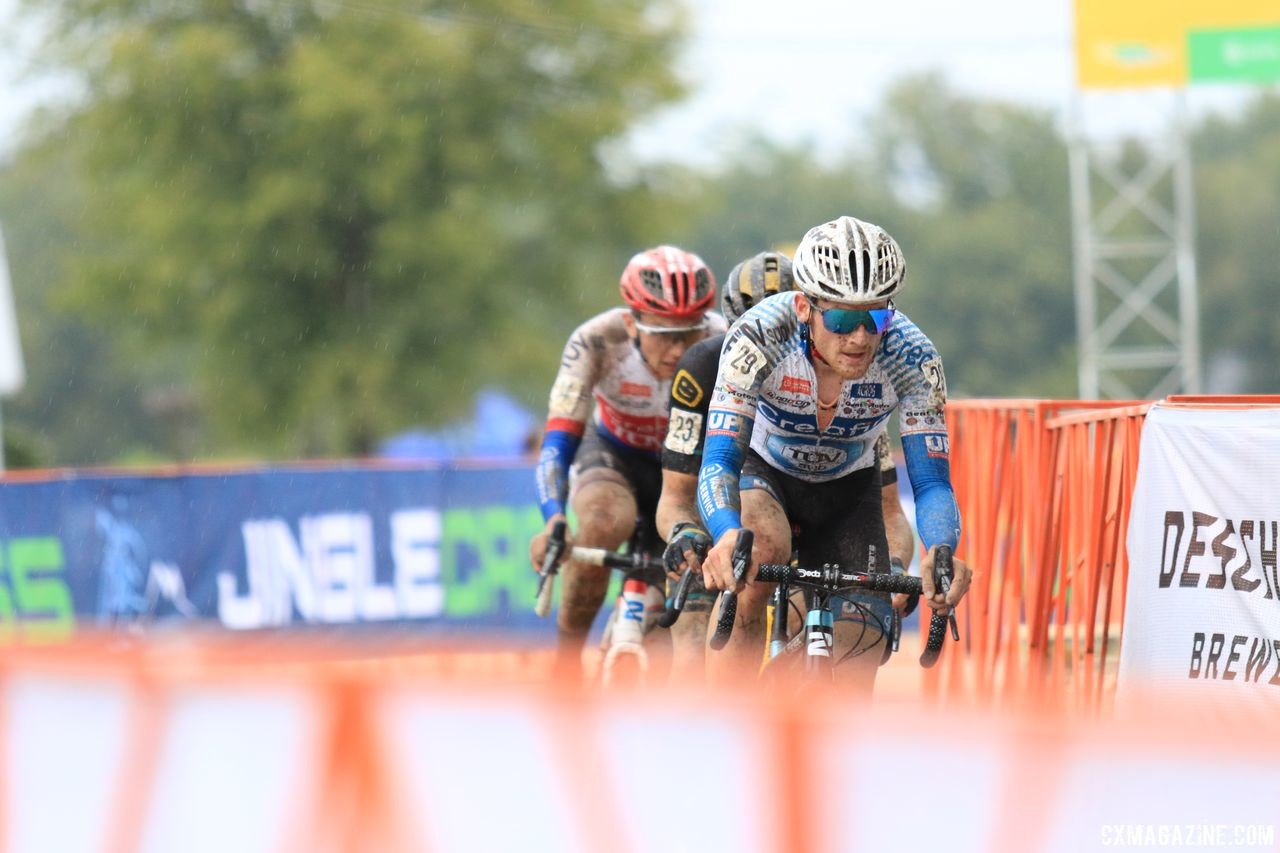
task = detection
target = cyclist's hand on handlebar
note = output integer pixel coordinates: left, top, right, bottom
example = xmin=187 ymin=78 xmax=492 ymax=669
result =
xmin=701 ymin=530 xmax=746 ymax=592
xmin=919 ymin=545 xmax=972 ymax=612
xmin=529 ymin=514 xmax=571 ymax=573
xmin=888 ymin=558 xmax=918 ymax=617
xmin=662 ymin=522 xmax=712 ymax=581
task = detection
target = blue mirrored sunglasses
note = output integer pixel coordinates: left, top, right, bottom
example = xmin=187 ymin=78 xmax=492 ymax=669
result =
xmin=813 ymin=301 xmax=896 ymax=335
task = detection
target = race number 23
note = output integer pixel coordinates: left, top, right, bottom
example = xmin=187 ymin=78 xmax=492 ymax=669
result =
xmin=664 ymin=410 xmax=703 ymax=455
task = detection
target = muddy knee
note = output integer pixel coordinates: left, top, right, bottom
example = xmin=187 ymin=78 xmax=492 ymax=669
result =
xmin=570 ymin=477 xmax=637 ymax=547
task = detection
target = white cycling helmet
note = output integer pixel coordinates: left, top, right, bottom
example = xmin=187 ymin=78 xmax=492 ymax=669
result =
xmin=792 ymin=216 xmax=906 ymax=305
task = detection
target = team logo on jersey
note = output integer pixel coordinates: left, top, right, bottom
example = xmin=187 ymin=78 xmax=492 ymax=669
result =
xmin=780 ymin=375 xmax=812 ymax=395
xmin=781 ymin=444 xmax=847 ymax=468
xmin=853 ymin=383 xmax=882 ymax=398
xmin=924 ymin=434 xmax=950 ymax=459
xmin=765 ymin=434 xmax=858 ymax=473
xmin=672 ymin=369 xmax=703 ymax=408
xmin=619 ymin=381 xmax=652 ymax=398
xmin=707 ymin=411 xmax=744 ymax=437
xmin=711 ymin=387 xmax=751 ymax=408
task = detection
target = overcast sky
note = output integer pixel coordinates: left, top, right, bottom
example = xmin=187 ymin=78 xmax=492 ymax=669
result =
xmin=627 ymin=0 xmax=1075 ymax=164
xmin=0 ymin=0 xmax=1268 ymax=164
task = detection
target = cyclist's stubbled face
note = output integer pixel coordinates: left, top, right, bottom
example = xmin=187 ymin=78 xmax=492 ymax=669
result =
xmin=625 ymin=311 xmax=709 ymax=380
xmin=798 ymin=297 xmax=891 ymax=380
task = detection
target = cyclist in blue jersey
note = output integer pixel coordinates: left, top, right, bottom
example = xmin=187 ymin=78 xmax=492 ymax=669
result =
xmin=696 ymin=217 xmax=972 ymax=685
xmin=657 ymin=251 xmax=919 ymax=679
xmin=529 ymin=246 xmax=726 ymax=679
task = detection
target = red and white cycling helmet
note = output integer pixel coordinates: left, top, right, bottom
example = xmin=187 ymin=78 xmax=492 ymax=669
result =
xmin=619 ymin=245 xmax=716 ymax=319
xmin=793 ymin=216 xmax=906 ymax=305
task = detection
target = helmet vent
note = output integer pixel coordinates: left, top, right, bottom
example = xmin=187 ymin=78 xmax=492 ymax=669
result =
xmin=851 ymin=248 xmax=871 ymax=293
xmin=877 ymin=243 xmax=900 ymax=285
xmin=813 ymin=244 xmax=842 ymax=290
xmin=673 ymin=271 xmax=689 ymax=305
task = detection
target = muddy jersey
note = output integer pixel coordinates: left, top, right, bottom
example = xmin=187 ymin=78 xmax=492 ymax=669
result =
xmin=535 ymin=308 xmax=726 ymax=519
xmin=660 ymin=333 xmax=724 ymax=475
xmin=661 ymin=331 xmax=898 ymax=486
xmin=697 ymin=291 xmax=958 ymax=549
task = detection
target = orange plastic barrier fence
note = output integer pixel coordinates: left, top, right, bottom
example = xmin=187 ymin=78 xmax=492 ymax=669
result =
xmin=926 ymin=399 xmax=1146 ymax=707
xmin=3 ymin=634 xmax=1278 ymax=853
xmin=938 ymin=395 xmax=1280 ymax=712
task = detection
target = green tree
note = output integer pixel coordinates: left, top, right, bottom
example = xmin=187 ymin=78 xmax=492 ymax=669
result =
xmin=676 ymin=133 xmax=903 ymax=281
xmin=866 ymin=74 xmax=1077 ymax=396
xmin=0 ymin=142 xmax=175 ymax=466
xmin=679 ymin=75 xmax=1078 ymax=398
xmin=18 ymin=0 xmax=691 ymax=457
xmin=1193 ymin=92 xmax=1280 ymax=392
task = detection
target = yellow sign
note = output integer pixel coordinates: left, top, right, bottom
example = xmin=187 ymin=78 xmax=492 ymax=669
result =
xmin=1075 ymin=0 xmax=1280 ymax=88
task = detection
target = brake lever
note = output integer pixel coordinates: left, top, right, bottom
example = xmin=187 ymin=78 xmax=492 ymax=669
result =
xmin=534 ymin=519 xmax=567 ymax=618
xmin=709 ymin=529 xmax=754 ymax=651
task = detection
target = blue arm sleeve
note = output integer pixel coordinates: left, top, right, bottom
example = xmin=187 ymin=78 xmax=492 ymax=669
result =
xmin=901 ymin=432 xmax=961 ymax=550
xmin=535 ymin=429 xmax=581 ymax=521
xmin=697 ymin=428 xmax=748 ymax=543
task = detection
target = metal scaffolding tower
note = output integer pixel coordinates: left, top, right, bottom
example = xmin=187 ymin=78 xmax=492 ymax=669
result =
xmin=1068 ymin=93 xmax=1202 ymax=400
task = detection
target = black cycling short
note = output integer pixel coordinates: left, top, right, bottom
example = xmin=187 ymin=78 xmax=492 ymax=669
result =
xmin=570 ymin=427 xmax=665 ymax=555
xmin=740 ymin=450 xmax=892 ymax=627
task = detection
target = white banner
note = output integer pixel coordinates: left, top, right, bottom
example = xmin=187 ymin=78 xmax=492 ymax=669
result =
xmin=1119 ymin=404 xmax=1280 ymax=704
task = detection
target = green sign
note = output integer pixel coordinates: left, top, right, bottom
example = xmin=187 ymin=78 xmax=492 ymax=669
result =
xmin=441 ymin=504 xmax=543 ymax=617
xmin=0 ymin=537 xmax=75 ymax=643
xmin=1188 ymin=26 xmax=1280 ymax=82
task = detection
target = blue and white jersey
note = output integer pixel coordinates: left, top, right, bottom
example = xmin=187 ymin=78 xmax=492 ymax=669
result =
xmin=697 ymin=291 xmax=960 ymax=549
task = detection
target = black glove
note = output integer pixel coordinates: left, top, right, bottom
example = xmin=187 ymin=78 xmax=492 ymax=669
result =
xmin=663 ymin=521 xmax=712 ymax=578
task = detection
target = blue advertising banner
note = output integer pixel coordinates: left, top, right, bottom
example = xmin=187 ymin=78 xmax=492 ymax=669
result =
xmin=0 ymin=463 xmax=557 ymax=642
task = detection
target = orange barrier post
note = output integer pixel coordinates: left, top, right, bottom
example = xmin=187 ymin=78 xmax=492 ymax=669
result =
xmin=1031 ymin=404 xmax=1150 ymax=710
xmin=941 ymin=399 xmax=1150 ymax=709
xmin=3 ymin=634 xmax=1279 ymax=851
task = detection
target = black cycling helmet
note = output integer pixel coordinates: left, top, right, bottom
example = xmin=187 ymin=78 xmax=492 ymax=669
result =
xmin=719 ymin=251 xmax=795 ymax=324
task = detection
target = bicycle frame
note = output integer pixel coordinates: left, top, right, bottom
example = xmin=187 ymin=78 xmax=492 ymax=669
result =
xmin=757 ymin=547 xmax=955 ymax=673
xmin=764 ymin=530 xmax=900 ymax=677
xmin=768 ymin=579 xmax=880 ymax=678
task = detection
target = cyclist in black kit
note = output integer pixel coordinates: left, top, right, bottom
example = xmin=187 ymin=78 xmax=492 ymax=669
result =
xmin=656 ymin=250 xmax=918 ymax=679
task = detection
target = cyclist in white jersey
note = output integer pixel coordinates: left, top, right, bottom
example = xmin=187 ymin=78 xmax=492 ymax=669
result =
xmin=697 ymin=217 xmax=972 ymax=685
xmin=657 ymin=251 xmax=920 ymax=679
xmin=529 ymin=246 xmax=727 ymax=679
